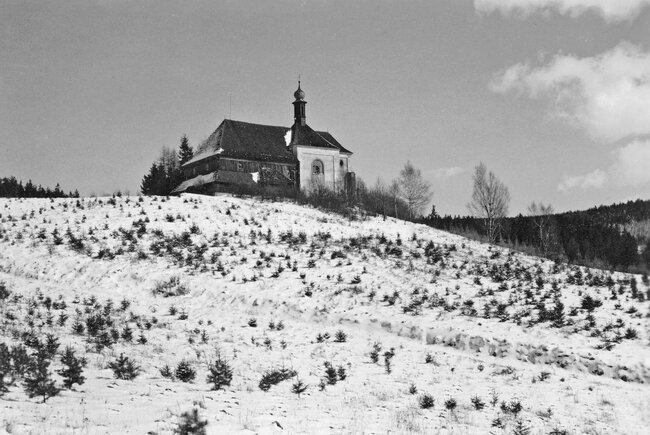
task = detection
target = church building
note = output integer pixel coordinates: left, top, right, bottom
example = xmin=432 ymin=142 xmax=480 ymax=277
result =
xmin=172 ymin=83 xmax=354 ymax=195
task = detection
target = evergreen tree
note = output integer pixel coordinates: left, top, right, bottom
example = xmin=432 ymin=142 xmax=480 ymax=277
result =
xmin=291 ymin=378 xmax=308 ymax=396
xmin=551 ymin=297 xmax=565 ymax=328
xmin=0 ymin=343 xmax=10 ymax=395
xmin=57 ymin=347 xmax=86 ymax=389
xmin=23 ymin=347 xmax=60 ymax=402
xmin=140 ymin=163 xmax=160 ymax=195
xmin=141 ymin=145 xmax=182 ymax=195
xmin=108 ymin=353 xmax=141 ymax=380
xmin=178 ymin=135 xmax=194 ymax=166
xmin=206 ymin=357 xmax=233 ymax=390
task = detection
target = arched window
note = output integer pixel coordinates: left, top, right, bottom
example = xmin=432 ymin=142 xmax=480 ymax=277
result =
xmin=312 ymin=159 xmax=324 ymax=176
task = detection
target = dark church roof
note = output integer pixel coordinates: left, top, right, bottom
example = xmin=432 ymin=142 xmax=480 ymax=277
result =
xmin=291 ymin=124 xmax=352 ymax=154
xmin=184 ymin=121 xmax=351 ymax=167
xmin=185 ymin=119 xmax=297 ymax=166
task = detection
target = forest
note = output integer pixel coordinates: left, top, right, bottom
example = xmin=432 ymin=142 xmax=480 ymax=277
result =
xmin=424 ymin=199 xmax=650 ymax=273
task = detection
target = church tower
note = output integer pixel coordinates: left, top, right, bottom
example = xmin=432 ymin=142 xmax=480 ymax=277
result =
xmin=292 ymin=81 xmax=307 ymax=126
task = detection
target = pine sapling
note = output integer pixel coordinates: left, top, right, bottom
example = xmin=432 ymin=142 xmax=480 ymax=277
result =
xmin=334 ymin=330 xmax=347 ymax=343
xmin=444 ymin=398 xmax=457 ymax=411
xmin=324 ymin=362 xmax=338 ymax=385
xmin=512 ymin=420 xmax=531 ymax=435
xmin=291 ymin=379 xmax=308 ymax=397
xmin=370 ymin=342 xmax=381 ymax=364
xmin=471 ymin=395 xmax=485 ymax=410
xmin=383 ymin=348 xmax=395 ymax=374
xmin=174 ymin=408 xmax=208 ymax=435
xmin=419 ymin=393 xmax=434 ymax=409
xmin=57 ymin=346 xmax=86 ymax=389
xmin=108 ymin=353 xmax=141 ymax=380
xmin=23 ymin=348 xmax=60 ymax=402
xmin=160 ymin=364 xmax=174 ymax=380
xmin=175 ymin=360 xmax=196 ymax=383
xmin=206 ymin=357 xmax=233 ymax=391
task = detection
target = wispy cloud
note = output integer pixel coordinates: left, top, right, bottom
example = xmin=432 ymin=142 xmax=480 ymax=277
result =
xmin=490 ymin=42 xmax=650 ymax=142
xmin=426 ymin=166 xmax=465 ymax=179
xmin=558 ymin=169 xmax=607 ymax=191
xmin=474 ymin=0 xmax=650 ymax=22
xmin=609 ymin=139 xmax=650 ymax=187
xmin=558 ymin=139 xmax=650 ymax=191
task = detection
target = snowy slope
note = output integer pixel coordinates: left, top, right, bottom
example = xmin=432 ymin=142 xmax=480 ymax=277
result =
xmin=0 ymin=193 xmax=648 ymax=434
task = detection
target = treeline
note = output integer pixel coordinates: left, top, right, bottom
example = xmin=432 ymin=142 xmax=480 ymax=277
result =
xmin=564 ymin=199 xmax=650 ymax=230
xmin=291 ymin=161 xmax=432 ymax=222
xmin=0 ymin=176 xmax=79 ymax=198
xmin=425 ymin=203 xmax=650 ymax=273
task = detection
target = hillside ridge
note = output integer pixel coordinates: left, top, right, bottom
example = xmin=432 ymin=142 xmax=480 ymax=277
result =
xmin=0 ymin=194 xmax=648 ymax=434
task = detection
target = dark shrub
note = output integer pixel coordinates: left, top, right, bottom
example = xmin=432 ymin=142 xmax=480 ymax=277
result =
xmin=444 ymin=398 xmax=457 ymax=410
xmin=152 ymin=276 xmax=189 ymax=297
xmin=419 ymin=393 xmax=434 ymax=409
xmin=259 ymin=368 xmax=297 ymax=391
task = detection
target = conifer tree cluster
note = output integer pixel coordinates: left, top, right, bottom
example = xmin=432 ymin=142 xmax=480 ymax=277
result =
xmin=140 ymin=135 xmax=193 ymax=196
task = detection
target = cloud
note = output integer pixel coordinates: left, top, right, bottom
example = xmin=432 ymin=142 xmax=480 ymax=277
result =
xmin=610 ymin=139 xmax=650 ymax=187
xmin=427 ymin=166 xmax=465 ymax=179
xmin=558 ymin=169 xmax=607 ymax=191
xmin=491 ymin=42 xmax=650 ymax=142
xmin=474 ymin=0 xmax=650 ymax=22
xmin=558 ymin=139 xmax=650 ymax=191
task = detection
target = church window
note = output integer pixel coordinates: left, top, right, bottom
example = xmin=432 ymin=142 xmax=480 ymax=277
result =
xmin=340 ymin=159 xmax=344 ymax=167
xmin=312 ymin=159 xmax=324 ymax=175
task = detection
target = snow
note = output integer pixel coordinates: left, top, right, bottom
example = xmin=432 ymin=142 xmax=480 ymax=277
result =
xmin=284 ymin=129 xmax=292 ymax=147
xmin=0 ymin=193 xmax=648 ymax=434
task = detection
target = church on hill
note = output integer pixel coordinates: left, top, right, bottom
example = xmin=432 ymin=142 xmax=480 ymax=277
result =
xmin=172 ymin=83 xmax=354 ymax=195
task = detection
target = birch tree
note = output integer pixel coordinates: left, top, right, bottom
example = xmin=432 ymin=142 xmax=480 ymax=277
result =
xmin=467 ymin=162 xmax=510 ymax=243
xmin=398 ymin=161 xmax=432 ymax=219
xmin=527 ymin=202 xmax=555 ymax=257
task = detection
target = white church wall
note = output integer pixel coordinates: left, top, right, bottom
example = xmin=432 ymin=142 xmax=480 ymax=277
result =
xmin=295 ymin=146 xmax=347 ymax=192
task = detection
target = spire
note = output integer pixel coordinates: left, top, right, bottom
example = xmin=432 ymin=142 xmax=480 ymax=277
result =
xmin=292 ymin=81 xmax=307 ymax=126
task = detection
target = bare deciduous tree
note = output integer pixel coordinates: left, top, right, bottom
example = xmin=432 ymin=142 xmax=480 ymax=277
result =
xmin=374 ymin=178 xmax=387 ymax=219
xmin=388 ymin=179 xmax=400 ymax=219
xmin=398 ymin=161 xmax=432 ymax=219
xmin=527 ymin=202 xmax=555 ymax=257
xmin=467 ymin=162 xmax=510 ymax=243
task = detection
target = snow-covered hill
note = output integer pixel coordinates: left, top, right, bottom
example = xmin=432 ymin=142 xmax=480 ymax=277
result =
xmin=0 ymin=194 xmax=648 ymax=434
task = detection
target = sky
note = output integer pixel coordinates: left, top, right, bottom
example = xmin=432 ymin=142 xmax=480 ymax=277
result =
xmin=1 ymin=0 xmax=649 ymax=215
